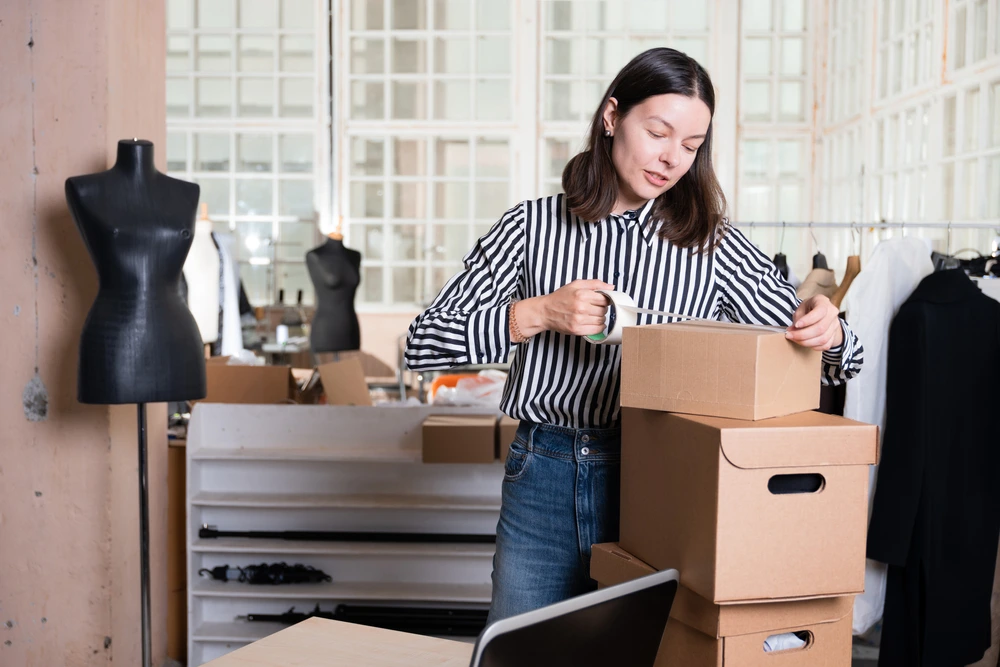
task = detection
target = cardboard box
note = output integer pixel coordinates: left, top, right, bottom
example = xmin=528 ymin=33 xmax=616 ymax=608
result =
xmin=497 ymin=415 xmax=519 ymax=461
xmin=317 ymin=357 xmax=373 ymax=406
xmin=621 ymin=321 xmax=822 ymax=420
xmin=422 ymin=415 xmax=497 ymax=463
xmin=590 ymin=543 xmax=854 ymax=667
xmin=203 ymin=363 xmax=297 ymax=404
xmin=619 ymin=408 xmax=877 ymax=602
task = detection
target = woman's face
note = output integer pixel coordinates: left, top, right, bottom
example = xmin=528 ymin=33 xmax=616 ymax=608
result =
xmin=603 ymin=93 xmax=712 ymax=213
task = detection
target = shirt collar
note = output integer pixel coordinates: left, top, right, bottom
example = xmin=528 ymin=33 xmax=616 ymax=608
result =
xmin=608 ymin=199 xmax=658 ymax=246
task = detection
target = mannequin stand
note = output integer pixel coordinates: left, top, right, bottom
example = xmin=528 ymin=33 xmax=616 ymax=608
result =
xmin=138 ymin=402 xmax=152 ymax=667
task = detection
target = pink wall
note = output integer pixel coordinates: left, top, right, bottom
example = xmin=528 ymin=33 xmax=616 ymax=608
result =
xmin=0 ymin=1 xmax=169 ymax=665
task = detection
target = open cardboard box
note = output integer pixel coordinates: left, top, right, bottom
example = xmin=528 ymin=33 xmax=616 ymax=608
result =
xmin=422 ymin=414 xmax=497 ymax=463
xmin=591 ymin=543 xmax=854 ymax=667
xmin=201 ymin=356 xmax=373 ymax=406
xmin=621 ymin=321 xmax=822 ymax=420
xmin=497 ymin=415 xmax=519 ymax=461
xmin=619 ymin=408 xmax=877 ymax=602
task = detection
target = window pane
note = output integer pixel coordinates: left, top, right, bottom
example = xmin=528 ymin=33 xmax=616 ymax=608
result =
xmin=891 ymin=39 xmax=903 ymax=94
xmin=545 ymin=80 xmax=575 ymax=121
xmin=393 ymin=138 xmax=427 ymax=176
xmin=779 ymin=81 xmax=803 ymax=121
xmin=435 ymin=0 xmax=470 ymax=29
xmin=280 ymin=134 xmax=313 ymax=173
xmin=435 ymin=139 xmax=470 ymax=176
xmin=239 ymin=35 xmax=274 ymax=72
xmin=545 ymin=138 xmax=574 ymax=179
xmin=236 ymin=134 xmax=273 ymax=173
xmin=352 ymin=0 xmax=384 ymax=30
xmin=991 ymin=81 xmax=1000 ymax=147
xmin=973 ymin=0 xmax=987 ymax=62
xmin=781 ymin=38 xmax=804 ymax=75
xmin=279 ymin=179 xmax=314 ymax=217
xmin=965 ymin=88 xmax=980 ymax=152
xmin=672 ymin=38 xmax=707 ymax=67
xmin=475 ymin=182 xmax=508 ymax=218
xmin=476 ymin=79 xmax=510 ymax=121
xmin=477 ymin=37 xmax=510 ymax=74
xmin=940 ymin=162 xmax=952 ymax=217
xmin=963 ymin=159 xmax=978 ymax=218
xmin=280 ymin=36 xmax=313 ymax=72
xmin=743 ymin=81 xmax=771 ymax=121
xmin=738 ymin=185 xmax=772 ymax=222
xmin=435 ymin=37 xmax=471 ymax=74
xmin=197 ymin=77 xmax=231 ymax=117
xmin=350 ymin=81 xmax=385 ymax=119
xmin=350 ymin=182 xmax=385 ymax=217
xmin=392 ymin=39 xmax=428 ymax=74
xmin=351 ymin=38 xmax=384 ymax=74
xmin=672 ymin=0 xmax=707 ymax=30
xmin=393 ymin=182 xmax=425 ymax=218
xmin=391 ymin=267 xmax=422 ymax=304
xmin=546 ymin=38 xmax=580 ymax=76
xmin=777 ymin=140 xmax=800 ymax=175
xmin=629 ymin=0 xmax=668 ymax=31
xmin=198 ymin=0 xmax=234 ymax=28
xmin=435 ymin=181 xmax=469 ymax=218
xmin=196 ymin=177 xmax=230 ymax=215
xmin=239 ymin=0 xmax=275 ymax=28
xmin=743 ymin=38 xmax=772 ymax=76
xmin=167 ymin=36 xmax=191 ymax=72
xmin=236 ymin=179 xmax=273 ymax=215
xmin=476 ymin=138 xmax=509 ymax=177
xmin=391 ymin=225 xmax=423 ymax=261
xmin=166 ymin=77 xmax=192 ymax=117
xmin=280 ymin=0 xmax=312 ymax=28
xmin=743 ymin=0 xmax=772 ymax=30
xmin=430 ymin=225 xmax=472 ymax=262
xmin=197 ymin=35 xmax=232 ymax=71
xmin=894 ymin=0 xmax=906 ymax=32
xmin=777 ymin=183 xmax=801 ymax=221
xmin=477 ymin=0 xmax=510 ymax=30
xmin=434 ymin=81 xmax=472 ymax=120
xmin=275 ymin=223 xmax=315 ymax=263
xmin=782 ymin=0 xmax=804 ymax=31
xmin=356 ymin=224 xmax=385 ymax=261
xmin=953 ymin=6 xmax=967 ymax=70
xmin=988 ymin=156 xmax=1000 ymax=218
xmin=742 ymin=140 xmax=770 ymax=178
xmin=195 ymin=133 xmax=230 ymax=171
xmin=392 ymin=0 xmax=427 ymax=29
xmin=349 ymin=137 xmax=384 ymax=176
xmin=167 ymin=132 xmax=188 ymax=172
xmin=363 ymin=266 xmax=384 ymax=303
xmin=168 ymin=0 xmax=192 ymax=29
xmin=392 ymin=81 xmax=427 ymax=119
xmin=239 ymin=78 xmax=273 ymax=116
xmin=943 ymin=95 xmax=957 ymax=157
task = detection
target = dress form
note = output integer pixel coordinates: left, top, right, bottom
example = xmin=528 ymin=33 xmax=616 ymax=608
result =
xmin=306 ymin=231 xmax=362 ymax=353
xmin=66 ymin=139 xmax=207 ymax=404
xmin=183 ymin=205 xmax=221 ymax=344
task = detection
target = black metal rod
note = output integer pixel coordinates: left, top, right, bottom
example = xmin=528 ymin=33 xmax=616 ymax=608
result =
xmin=199 ymin=526 xmax=496 ymax=544
xmin=138 ymin=403 xmax=151 ymax=667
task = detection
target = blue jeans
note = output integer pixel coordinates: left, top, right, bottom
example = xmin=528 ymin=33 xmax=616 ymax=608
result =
xmin=487 ymin=420 xmax=622 ymax=623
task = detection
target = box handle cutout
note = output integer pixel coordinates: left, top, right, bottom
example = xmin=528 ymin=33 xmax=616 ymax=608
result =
xmin=762 ymin=630 xmax=813 ymax=654
xmin=768 ymin=473 xmax=825 ymax=494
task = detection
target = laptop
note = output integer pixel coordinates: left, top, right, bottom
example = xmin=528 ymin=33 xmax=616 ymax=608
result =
xmin=469 ymin=568 xmax=679 ymax=667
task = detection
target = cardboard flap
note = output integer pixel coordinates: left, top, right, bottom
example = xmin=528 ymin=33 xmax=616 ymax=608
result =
xmin=663 ymin=320 xmax=787 ymax=335
xmin=677 ymin=412 xmax=877 ymax=469
xmin=317 ymin=357 xmax=373 ymax=406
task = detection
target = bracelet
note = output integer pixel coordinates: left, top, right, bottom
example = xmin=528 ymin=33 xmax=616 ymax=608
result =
xmin=509 ymin=301 xmax=528 ymax=344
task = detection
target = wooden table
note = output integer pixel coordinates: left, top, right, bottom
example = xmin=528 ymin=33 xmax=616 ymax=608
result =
xmin=201 ymin=618 xmax=475 ymax=667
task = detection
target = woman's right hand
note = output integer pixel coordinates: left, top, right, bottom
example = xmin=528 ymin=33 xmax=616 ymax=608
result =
xmin=514 ymin=280 xmax=615 ymax=338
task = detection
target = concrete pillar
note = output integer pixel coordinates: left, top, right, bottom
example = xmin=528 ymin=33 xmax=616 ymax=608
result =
xmin=0 ymin=1 xmax=169 ymax=665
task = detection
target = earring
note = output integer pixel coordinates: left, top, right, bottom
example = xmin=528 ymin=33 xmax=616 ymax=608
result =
xmin=604 ymin=129 xmax=612 ymax=137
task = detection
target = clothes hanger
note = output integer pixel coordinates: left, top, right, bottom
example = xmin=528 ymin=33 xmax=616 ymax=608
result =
xmin=809 ymin=223 xmax=828 ymax=270
xmin=830 ymin=224 xmax=862 ymax=309
xmin=773 ymin=222 xmax=790 ymax=279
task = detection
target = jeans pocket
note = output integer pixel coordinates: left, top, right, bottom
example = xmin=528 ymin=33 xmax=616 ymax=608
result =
xmin=504 ymin=437 xmax=531 ymax=482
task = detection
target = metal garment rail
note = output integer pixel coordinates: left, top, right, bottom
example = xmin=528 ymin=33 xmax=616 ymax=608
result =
xmin=737 ymin=221 xmax=1000 ymax=230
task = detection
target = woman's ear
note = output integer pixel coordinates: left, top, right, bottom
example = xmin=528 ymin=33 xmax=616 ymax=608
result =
xmin=602 ymin=97 xmax=619 ymax=136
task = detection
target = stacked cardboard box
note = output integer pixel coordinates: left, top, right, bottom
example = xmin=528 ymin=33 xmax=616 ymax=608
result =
xmin=614 ymin=322 xmax=878 ymax=665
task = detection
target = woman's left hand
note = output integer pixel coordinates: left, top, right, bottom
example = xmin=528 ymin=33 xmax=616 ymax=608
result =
xmin=786 ymin=295 xmax=844 ymax=351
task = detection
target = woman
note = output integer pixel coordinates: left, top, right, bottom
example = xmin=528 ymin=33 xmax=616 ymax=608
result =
xmin=404 ymin=48 xmax=863 ymax=622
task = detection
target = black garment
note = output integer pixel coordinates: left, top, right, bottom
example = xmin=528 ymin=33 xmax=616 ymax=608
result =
xmin=66 ymin=139 xmax=207 ymax=404
xmin=306 ymin=238 xmax=362 ymax=353
xmin=867 ymin=269 xmax=1000 ymax=667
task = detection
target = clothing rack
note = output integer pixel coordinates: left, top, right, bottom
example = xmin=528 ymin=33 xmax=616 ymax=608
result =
xmin=738 ymin=221 xmax=1000 ymax=230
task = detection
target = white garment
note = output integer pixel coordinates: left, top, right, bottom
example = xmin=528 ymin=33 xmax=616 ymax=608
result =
xmin=974 ymin=276 xmax=1000 ymax=303
xmin=182 ymin=219 xmax=221 ymax=344
xmin=213 ymin=232 xmax=243 ymax=356
xmin=842 ymin=236 xmax=934 ymax=635
xmin=763 ymin=632 xmax=807 ymax=652
xmin=785 ymin=264 xmax=802 ymax=290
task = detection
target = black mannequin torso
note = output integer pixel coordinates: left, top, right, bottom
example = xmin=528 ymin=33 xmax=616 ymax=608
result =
xmin=66 ymin=139 xmax=207 ymax=404
xmin=306 ymin=238 xmax=362 ymax=353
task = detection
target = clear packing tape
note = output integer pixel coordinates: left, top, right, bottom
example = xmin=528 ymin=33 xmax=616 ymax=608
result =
xmin=585 ymin=290 xmax=787 ymax=345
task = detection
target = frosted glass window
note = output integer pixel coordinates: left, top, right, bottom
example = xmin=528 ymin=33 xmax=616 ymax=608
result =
xmin=436 ymin=38 xmax=472 ymax=74
xmin=973 ymin=0 xmax=988 ymax=62
xmin=782 ymin=0 xmax=805 ymax=31
xmin=435 ymin=0 xmax=470 ymax=29
xmin=739 ymin=185 xmax=772 ymax=222
xmin=988 ymin=157 xmax=1000 ymax=218
xmin=280 ymin=36 xmax=313 ymax=72
xmin=236 ymin=179 xmax=273 ymax=215
xmin=279 ymin=179 xmax=314 ymax=217
xmin=392 ymin=81 xmax=427 ymax=119
xmin=629 ymin=1 xmax=669 ymax=31
xmin=350 ymin=138 xmax=384 ymax=176
xmin=962 ymin=159 xmax=978 ymax=218
xmin=779 ymin=81 xmax=803 ymax=121
xmin=166 ymin=78 xmax=192 ymax=117
xmin=435 ymin=139 xmax=470 ymax=177
xmin=393 ymin=183 xmax=426 ymax=218
xmin=280 ymin=134 xmax=313 ymax=173
xmin=392 ymin=39 xmax=428 ymax=74
xmin=744 ymin=0 xmax=773 ymax=31
xmin=944 ymin=96 xmax=957 ymax=157
xmin=392 ymin=0 xmax=427 ymax=29
xmin=743 ymin=81 xmax=771 ymax=121
xmin=673 ymin=38 xmax=707 ymax=66
xmin=435 ymin=182 xmax=470 ymax=218
xmin=392 ymin=268 xmax=422 ymax=304
xmin=363 ymin=267 xmax=383 ymax=303
xmin=197 ymin=77 xmax=231 ymax=117
xmin=195 ymin=133 xmax=230 ymax=171
xmin=476 ymin=80 xmax=510 ymax=121
xmin=196 ymin=178 xmax=230 ymax=215
xmin=742 ymin=140 xmax=770 ymax=178
xmin=477 ymin=139 xmax=509 ymax=177
xmin=240 ymin=36 xmax=275 ymax=72
xmin=350 ymin=182 xmax=385 ymax=217
xmin=434 ymin=81 xmax=472 ymax=120
xmin=167 ymin=132 xmax=188 ymax=171
xmin=743 ymin=38 xmax=772 ymax=76
xmin=777 ymin=184 xmax=800 ymax=221
xmin=966 ymin=88 xmax=981 ymax=153
xmin=351 ymin=81 xmax=385 ymax=119
xmin=477 ymin=37 xmax=510 ymax=75
xmin=780 ymin=38 xmax=804 ymax=75
xmin=391 ymin=225 xmax=422 ymax=261
xmin=673 ymin=0 xmax=708 ymax=30
xmin=393 ymin=139 xmax=427 ymax=176
xmin=954 ymin=6 xmax=967 ymax=69
xmin=778 ymin=140 xmax=801 ymax=175
xmin=169 ymin=0 xmax=192 ymax=29
xmin=198 ymin=0 xmax=234 ymax=28
xmin=281 ymin=0 xmax=312 ymax=29
xmin=545 ymin=138 xmax=574 ymax=179
xmin=168 ymin=36 xmax=191 ymax=72
xmin=351 ymin=39 xmax=385 ymax=74
xmin=239 ymin=78 xmax=273 ymax=116
xmin=197 ymin=35 xmax=232 ymax=71
xmin=891 ymin=39 xmax=903 ymax=94
xmin=239 ymin=0 xmax=274 ymax=28
xmin=357 ymin=225 xmax=385 ymax=260
xmin=477 ymin=0 xmax=510 ymax=30
xmin=352 ymin=0 xmax=384 ymax=30
xmin=475 ymin=182 xmax=509 ymax=218
xmin=991 ymin=81 xmax=1000 ymax=147
xmin=238 ymin=134 xmax=272 ymax=172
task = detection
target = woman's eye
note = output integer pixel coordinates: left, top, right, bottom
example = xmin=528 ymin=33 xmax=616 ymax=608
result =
xmin=684 ymin=146 xmax=697 ymax=154
xmin=647 ymin=131 xmax=663 ymax=139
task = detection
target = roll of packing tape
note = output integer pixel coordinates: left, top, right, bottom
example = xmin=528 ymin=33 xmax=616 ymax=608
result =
xmin=586 ymin=290 xmax=638 ymax=345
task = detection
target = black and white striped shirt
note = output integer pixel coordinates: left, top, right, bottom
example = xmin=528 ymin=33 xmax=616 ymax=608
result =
xmin=405 ymin=195 xmax=864 ymax=429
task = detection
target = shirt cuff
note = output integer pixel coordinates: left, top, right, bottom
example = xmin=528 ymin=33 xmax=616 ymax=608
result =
xmin=466 ymin=304 xmax=513 ymax=365
xmin=821 ymin=319 xmax=849 ymax=365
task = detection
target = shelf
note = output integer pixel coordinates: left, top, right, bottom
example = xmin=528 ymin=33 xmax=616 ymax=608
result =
xmin=191 ymin=537 xmax=496 ymax=557
xmin=191 ymin=579 xmax=493 ymax=604
xmin=192 ymin=621 xmax=286 ymax=643
xmin=191 ymin=447 xmax=421 ymax=464
xmin=191 ymin=491 xmax=501 ymax=512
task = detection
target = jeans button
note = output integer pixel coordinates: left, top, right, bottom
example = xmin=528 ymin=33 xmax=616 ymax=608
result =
xmin=581 ymin=434 xmax=591 ymax=443
xmin=581 ymin=447 xmax=590 ymax=456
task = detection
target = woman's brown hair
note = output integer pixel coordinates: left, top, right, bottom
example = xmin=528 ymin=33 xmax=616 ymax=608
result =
xmin=562 ymin=48 xmax=727 ymax=251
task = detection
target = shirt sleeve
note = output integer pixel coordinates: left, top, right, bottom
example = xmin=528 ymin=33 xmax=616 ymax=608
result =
xmin=712 ymin=225 xmax=864 ymax=386
xmin=403 ymin=203 xmax=526 ymax=371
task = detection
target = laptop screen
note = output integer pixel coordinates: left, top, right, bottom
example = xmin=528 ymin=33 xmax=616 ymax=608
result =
xmin=469 ymin=569 xmax=678 ymax=667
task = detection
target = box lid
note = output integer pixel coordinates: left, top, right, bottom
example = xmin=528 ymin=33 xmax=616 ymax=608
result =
xmin=674 ymin=411 xmax=877 ymax=470
xmin=423 ymin=414 xmax=498 ymax=428
xmin=590 ymin=543 xmax=853 ymax=638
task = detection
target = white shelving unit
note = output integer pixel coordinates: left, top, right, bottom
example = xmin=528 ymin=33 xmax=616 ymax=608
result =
xmin=187 ymin=404 xmax=504 ymax=665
